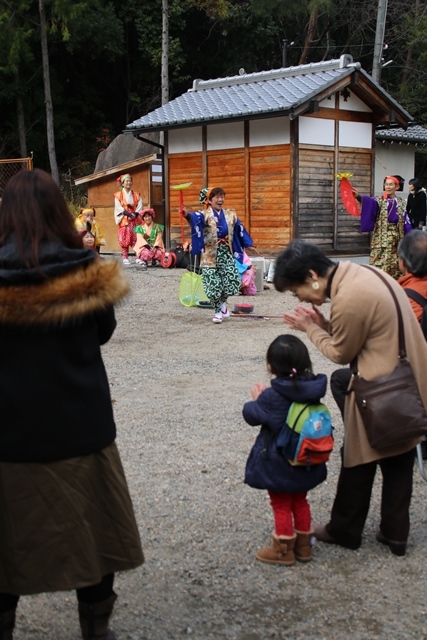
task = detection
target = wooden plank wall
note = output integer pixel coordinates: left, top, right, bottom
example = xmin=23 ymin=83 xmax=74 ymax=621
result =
xmin=250 ymin=145 xmax=291 ymax=251
xmin=169 ymin=153 xmax=203 ymax=245
xmin=168 ymin=145 xmax=292 ymax=252
xmin=336 ymin=147 xmax=371 ymax=253
xmin=87 ymin=168 xmax=152 ymax=253
xmin=298 ymin=146 xmax=371 ymax=253
xmin=298 ymin=146 xmax=335 ymax=250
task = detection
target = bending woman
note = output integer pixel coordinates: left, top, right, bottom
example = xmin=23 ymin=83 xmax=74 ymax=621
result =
xmin=183 ymin=187 xmax=253 ymax=323
xmin=0 ymin=169 xmax=144 ymax=639
xmin=274 ymin=239 xmax=427 ymax=556
xmin=354 ymin=175 xmax=411 ymax=279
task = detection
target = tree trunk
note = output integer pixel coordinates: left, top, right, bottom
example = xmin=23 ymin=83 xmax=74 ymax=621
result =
xmin=299 ymin=5 xmax=318 ymax=65
xmin=371 ymin=0 xmax=388 ymax=85
xmin=161 ymin=0 xmax=169 ymax=106
xmin=399 ymin=0 xmax=420 ymax=97
xmin=39 ymin=0 xmax=59 ymax=184
xmin=15 ymin=72 xmax=27 ymax=158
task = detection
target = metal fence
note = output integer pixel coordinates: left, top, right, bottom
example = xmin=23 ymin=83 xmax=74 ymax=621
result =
xmin=0 ymin=157 xmax=33 ymax=197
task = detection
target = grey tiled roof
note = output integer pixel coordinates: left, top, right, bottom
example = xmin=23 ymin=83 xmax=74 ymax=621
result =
xmin=375 ymin=124 xmax=427 ymax=144
xmin=125 ymin=57 xmax=360 ymax=132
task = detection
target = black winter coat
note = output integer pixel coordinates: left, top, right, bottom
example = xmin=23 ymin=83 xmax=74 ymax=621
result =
xmin=243 ymin=374 xmax=328 ymax=493
xmin=0 ymin=239 xmax=129 ymax=462
xmin=407 ymin=190 xmax=427 ymax=228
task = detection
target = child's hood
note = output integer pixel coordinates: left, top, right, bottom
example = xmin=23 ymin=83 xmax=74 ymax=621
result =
xmin=271 ymin=373 xmax=327 ymax=404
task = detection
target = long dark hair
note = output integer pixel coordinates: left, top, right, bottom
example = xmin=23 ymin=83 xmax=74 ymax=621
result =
xmin=0 ymin=169 xmax=82 ymax=267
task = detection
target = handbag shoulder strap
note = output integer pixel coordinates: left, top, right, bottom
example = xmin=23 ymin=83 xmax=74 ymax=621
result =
xmin=351 ymin=266 xmax=406 ymax=374
xmin=405 ymin=288 xmax=427 ymax=308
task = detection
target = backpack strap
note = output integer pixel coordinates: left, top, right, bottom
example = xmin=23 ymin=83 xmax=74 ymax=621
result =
xmin=405 ymin=288 xmax=427 ymax=308
xmin=287 ymin=404 xmax=310 ymax=432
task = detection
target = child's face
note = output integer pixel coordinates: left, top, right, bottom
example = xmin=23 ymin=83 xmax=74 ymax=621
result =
xmin=82 ymin=233 xmax=95 ymax=248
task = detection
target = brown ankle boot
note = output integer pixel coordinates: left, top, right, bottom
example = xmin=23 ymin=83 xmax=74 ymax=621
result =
xmin=294 ymin=530 xmax=314 ymax=562
xmin=0 ymin=609 xmax=16 ymax=640
xmin=256 ymin=534 xmax=296 ymax=565
xmin=78 ymin=594 xmax=117 ymax=640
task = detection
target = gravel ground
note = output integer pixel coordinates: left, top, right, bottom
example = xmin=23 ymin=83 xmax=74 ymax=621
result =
xmin=13 ymin=260 xmax=427 ymax=640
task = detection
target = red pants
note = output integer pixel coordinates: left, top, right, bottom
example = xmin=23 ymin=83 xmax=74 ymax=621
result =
xmin=117 ymin=225 xmax=136 ymax=259
xmin=138 ymin=246 xmax=164 ymax=262
xmin=268 ymin=491 xmax=311 ymax=536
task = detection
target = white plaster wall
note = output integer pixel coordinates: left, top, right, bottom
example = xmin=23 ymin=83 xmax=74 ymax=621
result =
xmin=374 ymin=142 xmax=415 ymax=196
xmin=339 ymin=121 xmax=372 ymax=148
xmin=319 ymin=96 xmax=335 ymax=109
xmin=339 ymin=92 xmax=372 ymax=112
xmin=207 ymin=122 xmax=244 ymax=149
xmin=169 ymin=127 xmax=202 ymax=153
xmin=299 ymin=116 xmax=334 ymax=145
xmin=249 ymin=117 xmax=290 ymax=146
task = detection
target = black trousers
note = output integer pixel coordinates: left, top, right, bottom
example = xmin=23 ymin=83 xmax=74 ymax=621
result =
xmin=327 ymin=368 xmax=415 ymax=549
xmin=0 ymin=573 xmax=115 ymax=613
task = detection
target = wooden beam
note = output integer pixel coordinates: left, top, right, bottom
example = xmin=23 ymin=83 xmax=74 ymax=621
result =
xmin=304 ymin=107 xmax=374 ymax=123
xmin=74 ymin=154 xmax=157 ymax=185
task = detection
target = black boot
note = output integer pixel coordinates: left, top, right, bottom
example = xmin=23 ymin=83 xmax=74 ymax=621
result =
xmin=0 ymin=609 xmax=16 ymax=640
xmin=78 ymin=594 xmax=117 ymax=640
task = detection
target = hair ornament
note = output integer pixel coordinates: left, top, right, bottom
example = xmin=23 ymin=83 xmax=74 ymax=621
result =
xmin=116 ymin=174 xmax=131 ymax=190
xmin=289 ymin=367 xmax=297 ymax=378
xmin=199 ymin=187 xmax=212 ymax=206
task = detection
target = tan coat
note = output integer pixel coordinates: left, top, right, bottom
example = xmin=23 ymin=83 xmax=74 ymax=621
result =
xmin=307 ymin=261 xmax=427 ymax=467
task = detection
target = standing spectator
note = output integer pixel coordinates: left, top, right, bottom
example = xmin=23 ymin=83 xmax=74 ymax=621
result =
xmin=398 ymin=230 xmax=427 ymax=460
xmin=406 ymin=178 xmax=427 ymax=230
xmin=243 ymin=335 xmax=328 ymax=566
xmin=114 ymin=174 xmax=143 ymax=264
xmin=0 ymin=169 xmax=144 ymax=640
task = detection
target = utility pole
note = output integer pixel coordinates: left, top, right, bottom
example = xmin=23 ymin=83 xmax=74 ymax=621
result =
xmin=372 ymin=0 xmax=388 ymax=84
xmin=282 ymin=39 xmax=288 ymax=68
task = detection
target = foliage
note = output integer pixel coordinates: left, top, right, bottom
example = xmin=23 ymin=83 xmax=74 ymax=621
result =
xmin=0 ymin=0 xmax=426 ymax=183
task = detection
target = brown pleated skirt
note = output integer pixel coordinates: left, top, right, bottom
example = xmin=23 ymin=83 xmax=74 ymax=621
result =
xmin=0 ymin=443 xmax=144 ymax=595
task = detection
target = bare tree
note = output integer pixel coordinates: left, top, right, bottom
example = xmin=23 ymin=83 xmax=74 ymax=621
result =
xmin=38 ymin=0 xmax=59 ymax=184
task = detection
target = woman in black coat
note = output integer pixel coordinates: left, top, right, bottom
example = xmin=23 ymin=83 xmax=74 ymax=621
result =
xmin=407 ymin=177 xmax=427 ymax=229
xmin=0 ymin=169 xmax=143 ymax=640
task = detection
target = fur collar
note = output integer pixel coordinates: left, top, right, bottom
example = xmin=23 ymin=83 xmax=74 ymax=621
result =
xmin=0 ymin=258 xmax=129 ymax=326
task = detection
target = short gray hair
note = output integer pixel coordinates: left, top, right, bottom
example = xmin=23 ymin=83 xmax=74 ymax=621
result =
xmin=397 ymin=230 xmax=427 ymax=277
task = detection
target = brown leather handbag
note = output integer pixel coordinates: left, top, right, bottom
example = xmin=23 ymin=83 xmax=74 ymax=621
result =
xmin=350 ymin=266 xmax=427 ymax=450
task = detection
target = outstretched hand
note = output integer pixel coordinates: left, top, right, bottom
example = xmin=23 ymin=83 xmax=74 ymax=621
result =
xmin=251 ymin=382 xmax=266 ymax=401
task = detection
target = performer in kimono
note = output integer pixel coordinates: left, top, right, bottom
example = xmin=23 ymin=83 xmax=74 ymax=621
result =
xmin=183 ymin=187 xmax=253 ymax=323
xmin=74 ymin=207 xmax=105 ymax=254
xmin=133 ymin=208 xmax=165 ymax=269
xmin=113 ymin=174 xmax=143 ymax=264
xmin=353 ymin=175 xmax=411 ymax=279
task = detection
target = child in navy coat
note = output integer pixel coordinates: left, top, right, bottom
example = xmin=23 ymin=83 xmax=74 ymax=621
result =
xmin=243 ymin=334 xmax=328 ymax=566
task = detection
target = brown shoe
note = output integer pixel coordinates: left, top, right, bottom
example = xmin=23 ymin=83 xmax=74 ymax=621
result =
xmin=376 ymin=528 xmax=406 ymax=557
xmin=313 ymin=523 xmax=336 ymax=544
xmin=256 ymin=534 xmax=296 ymax=566
xmin=294 ymin=530 xmax=314 ymax=562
